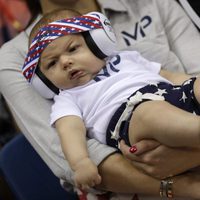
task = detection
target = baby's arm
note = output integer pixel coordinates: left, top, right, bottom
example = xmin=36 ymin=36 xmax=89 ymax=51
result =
xmin=55 ymin=116 xmax=101 ymax=190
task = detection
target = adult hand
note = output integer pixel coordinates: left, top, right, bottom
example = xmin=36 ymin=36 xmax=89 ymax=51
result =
xmin=120 ymin=139 xmax=160 ymax=158
xmin=119 ymin=140 xmax=200 ymax=179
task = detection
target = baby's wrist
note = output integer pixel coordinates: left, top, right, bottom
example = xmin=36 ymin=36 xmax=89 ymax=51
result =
xmin=72 ymin=156 xmax=91 ymax=171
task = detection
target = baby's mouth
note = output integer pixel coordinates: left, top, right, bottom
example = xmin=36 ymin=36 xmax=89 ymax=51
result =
xmin=69 ymin=70 xmax=84 ymax=80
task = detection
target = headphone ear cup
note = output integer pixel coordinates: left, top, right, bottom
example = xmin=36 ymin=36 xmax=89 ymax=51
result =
xmin=32 ymin=75 xmax=56 ymax=99
xmin=84 ymin=12 xmax=117 ymax=58
xmin=32 ymin=67 xmax=59 ymax=99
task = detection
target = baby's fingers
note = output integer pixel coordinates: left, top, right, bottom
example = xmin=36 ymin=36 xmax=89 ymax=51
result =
xmin=80 ymin=184 xmax=90 ymax=191
xmin=87 ymin=175 xmax=101 ymax=188
xmin=94 ymin=174 xmax=102 ymax=185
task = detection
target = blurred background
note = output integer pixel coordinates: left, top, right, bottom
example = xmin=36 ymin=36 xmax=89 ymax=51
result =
xmin=0 ymin=0 xmax=30 ymax=148
xmin=0 ymin=0 xmax=30 ymax=46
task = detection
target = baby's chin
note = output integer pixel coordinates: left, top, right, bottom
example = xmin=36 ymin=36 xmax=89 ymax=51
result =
xmin=60 ymin=81 xmax=87 ymax=90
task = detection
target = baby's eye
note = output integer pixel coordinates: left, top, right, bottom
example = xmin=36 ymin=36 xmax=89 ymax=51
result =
xmin=68 ymin=45 xmax=79 ymax=52
xmin=47 ymin=60 xmax=56 ymax=68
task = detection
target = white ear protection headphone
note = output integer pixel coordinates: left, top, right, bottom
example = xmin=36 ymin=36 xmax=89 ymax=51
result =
xmin=23 ymin=11 xmax=117 ymax=99
xmin=82 ymin=12 xmax=117 ymax=59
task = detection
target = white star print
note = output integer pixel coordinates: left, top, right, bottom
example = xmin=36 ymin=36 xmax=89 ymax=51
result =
xmin=60 ymin=27 xmax=66 ymax=31
xmin=172 ymin=86 xmax=181 ymax=90
xmin=149 ymin=82 xmax=158 ymax=86
xmin=154 ymin=89 xmax=167 ymax=96
xmin=74 ymin=19 xmax=80 ymax=23
xmin=190 ymin=90 xmax=194 ymax=99
xmin=94 ymin=20 xmax=99 ymax=24
xmin=179 ymin=92 xmax=187 ymax=102
xmin=110 ymin=130 xmax=119 ymax=140
xmin=183 ymin=79 xmax=192 ymax=86
xmin=193 ymin=111 xmax=197 ymax=115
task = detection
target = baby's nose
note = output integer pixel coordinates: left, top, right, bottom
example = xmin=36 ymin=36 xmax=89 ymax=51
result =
xmin=60 ymin=55 xmax=73 ymax=69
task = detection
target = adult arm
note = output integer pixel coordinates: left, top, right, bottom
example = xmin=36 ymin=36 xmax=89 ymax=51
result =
xmin=157 ymin=0 xmax=200 ymax=75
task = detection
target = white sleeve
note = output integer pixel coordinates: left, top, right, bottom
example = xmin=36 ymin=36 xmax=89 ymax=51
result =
xmin=50 ymin=93 xmax=82 ymax=125
xmin=0 ymin=33 xmax=117 ymax=185
xmin=156 ymin=0 xmax=200 ymax=75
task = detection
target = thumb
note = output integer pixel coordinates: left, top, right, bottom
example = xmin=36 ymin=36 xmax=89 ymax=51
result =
xmin=131 ymin=139 xmax=160 ymax=155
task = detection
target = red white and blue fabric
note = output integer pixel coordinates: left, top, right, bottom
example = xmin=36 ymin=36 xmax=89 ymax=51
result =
xmin=22 ymin=15 xmax=103 ymax=82
xmin=76 ymin=189 xmax=139 ymax=200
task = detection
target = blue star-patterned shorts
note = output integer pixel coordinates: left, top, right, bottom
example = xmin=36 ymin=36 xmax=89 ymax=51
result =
xmin=106 ymin=77 xmax=200 ymax=148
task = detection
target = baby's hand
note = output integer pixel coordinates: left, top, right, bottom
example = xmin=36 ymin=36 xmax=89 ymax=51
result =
xmin=74 ymin=157 xmax=101 ymax=191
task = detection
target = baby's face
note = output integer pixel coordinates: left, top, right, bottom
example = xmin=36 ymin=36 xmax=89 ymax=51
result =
xmin=39 ymin=34 xmax=105 ymax=90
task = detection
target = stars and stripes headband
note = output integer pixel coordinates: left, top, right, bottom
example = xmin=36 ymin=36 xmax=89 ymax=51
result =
xmin=22 ymin=14 xmax=103 ymax=83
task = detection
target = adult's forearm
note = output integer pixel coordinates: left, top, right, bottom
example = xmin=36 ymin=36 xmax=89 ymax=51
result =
xmin=97 ymin=153 xmax=160 ymax=195
xmin=97 ymin=153 xmax=200 ymax=199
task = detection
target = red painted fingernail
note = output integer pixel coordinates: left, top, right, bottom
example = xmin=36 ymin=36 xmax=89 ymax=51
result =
xmin=129 ymin=145 xmax=137 ymax=153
